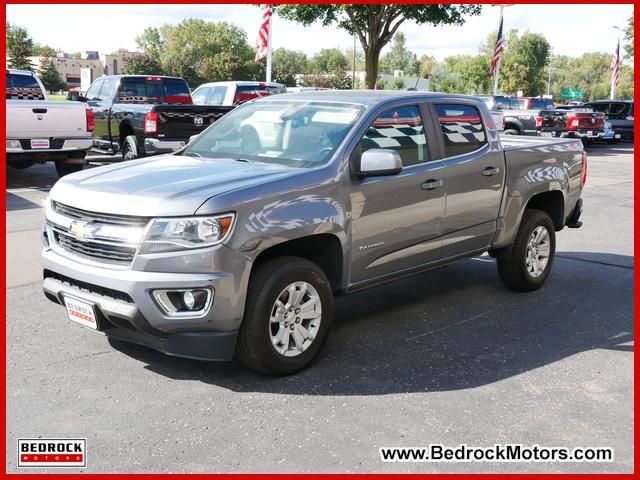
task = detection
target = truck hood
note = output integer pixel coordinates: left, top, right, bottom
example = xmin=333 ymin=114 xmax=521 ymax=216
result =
xmin=49 ymin=155 xmax=297 ymax=216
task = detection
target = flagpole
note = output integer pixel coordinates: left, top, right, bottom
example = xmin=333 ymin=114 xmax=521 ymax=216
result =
xmin=492 ymin=5 xmax=504 ymax=96
xmin=266 ymin=9 xmax=273 ymax=83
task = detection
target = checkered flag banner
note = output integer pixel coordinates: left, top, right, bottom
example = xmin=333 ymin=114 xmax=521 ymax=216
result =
xmin=7 ymin=87 xmax=45 ymax=101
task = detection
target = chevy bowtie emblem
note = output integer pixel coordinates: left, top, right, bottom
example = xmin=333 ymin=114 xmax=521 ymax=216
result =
xmin=194 ymin=116 xmax=204 ymax=127
xmin=69 ymin=220 xmax=100 ymax=240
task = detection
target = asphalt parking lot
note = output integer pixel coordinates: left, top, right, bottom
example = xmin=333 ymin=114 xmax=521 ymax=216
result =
xmin=6 ymin=144 xmax=634 ymax=473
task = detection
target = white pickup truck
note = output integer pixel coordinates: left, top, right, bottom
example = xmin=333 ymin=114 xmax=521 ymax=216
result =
xmin=6 ymin=69 xmax=94 ymax=177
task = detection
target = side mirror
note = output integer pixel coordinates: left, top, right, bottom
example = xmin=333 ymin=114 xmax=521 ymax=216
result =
xmin=360 ymin=149 xmax=402 ymax=176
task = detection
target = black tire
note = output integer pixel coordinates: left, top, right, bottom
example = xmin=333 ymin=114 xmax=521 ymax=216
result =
xmin=496 ymin=209 xmax=556 ymax=292
xmin=236 ymin=256 xmax=333 ymax=376
xmin=503 ymin=128 xmax=520 ymax=136
xmin=122 ymin=135 xmax=145 ymax=161
xmin=606 ymin=138 xmax=618 ymax=145
xmin=54 ymin=157 xmax=85 ymax=177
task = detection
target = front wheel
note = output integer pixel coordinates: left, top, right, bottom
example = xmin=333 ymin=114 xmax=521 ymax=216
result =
xmin=497 ymin=209 xmax=556 ymax=292
xmin=236 ymin=256 xmax=333 ymax=376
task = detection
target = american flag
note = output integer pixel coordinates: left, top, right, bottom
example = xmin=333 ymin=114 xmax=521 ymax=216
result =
xmin=489 ymin=16 xmax=504 ymax=78
xmin=611 ymin=39 xmax=621 ymax=88
xmin=255 ymin=4 xmax=273 ymax=63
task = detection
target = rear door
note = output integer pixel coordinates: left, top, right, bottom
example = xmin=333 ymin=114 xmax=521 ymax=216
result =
xmin=349 ymin=103 xmax=445 ymax=284
xmin=430 ymin=102 xmax=505 ymax=258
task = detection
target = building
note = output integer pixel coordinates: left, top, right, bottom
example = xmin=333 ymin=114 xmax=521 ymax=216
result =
xmin=6 ymin=49 xmax=145 ymax=90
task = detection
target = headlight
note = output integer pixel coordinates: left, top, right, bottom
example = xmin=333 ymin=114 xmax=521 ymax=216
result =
xmin=140 ymin=213 xmax=235 ymax=253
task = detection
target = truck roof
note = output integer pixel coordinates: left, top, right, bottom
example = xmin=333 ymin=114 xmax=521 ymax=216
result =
xmin=262 ymin=90 xmax=478 ymax=107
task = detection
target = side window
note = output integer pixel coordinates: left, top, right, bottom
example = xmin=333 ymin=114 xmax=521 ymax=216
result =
xmin=435 ymin=104 xmax=487 ymax=158
xmin=85 ymin=79 xmax=103 ymax=101
xmin=98 ymin=77 xmax=118 ymax=102
xmin=359 ymin=105 xmax=428 ymax=167
xmin=192 ymin=87 xmax=210 ymax=105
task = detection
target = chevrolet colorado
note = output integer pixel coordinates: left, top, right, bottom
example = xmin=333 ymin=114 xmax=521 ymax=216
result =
xmin=42 ymin=91 xmax=586 ymax=375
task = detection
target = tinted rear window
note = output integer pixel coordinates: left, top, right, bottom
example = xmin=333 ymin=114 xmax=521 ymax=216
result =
xmin=6 ymin=73 xmax=44 ymax=100
xmin=435 ymin=104 xmax=487 ymax=158
xmin=526 ymin=98 xmax=547 ymax=109
xmin=117 ymin=77 xmax=191 ymax=104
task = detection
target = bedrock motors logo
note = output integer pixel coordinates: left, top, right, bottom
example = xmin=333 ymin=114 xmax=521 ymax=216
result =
xmin=18 ymin=439 xmax=86 ymax=467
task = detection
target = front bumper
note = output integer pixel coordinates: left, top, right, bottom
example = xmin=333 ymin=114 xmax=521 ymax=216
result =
xmin=144 ymin=138 xmax=186 ymax=155
xmin=41 ymin=242 xmax=251 ymax=361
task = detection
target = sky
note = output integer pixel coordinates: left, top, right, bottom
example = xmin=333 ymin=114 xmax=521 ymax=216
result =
xmin=6 ymin=4 xmax=634 ymax=61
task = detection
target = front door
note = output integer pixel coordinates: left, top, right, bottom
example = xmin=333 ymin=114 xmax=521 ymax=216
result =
xmin=349 ymin=104 xmax=446 ymax=284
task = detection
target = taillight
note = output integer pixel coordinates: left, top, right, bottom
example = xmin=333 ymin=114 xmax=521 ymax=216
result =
xmin=534 ymin=115 xmax=543 ymax=128
xmin=85 ymin=108 xmax=95 ymax=132
xmin=581 ymin=150 xmax=588 ymax=188
xmin=144 ymin=111 xmax=158 ymax=134
xmin=566 ymin=114 xmax=579 ymax=130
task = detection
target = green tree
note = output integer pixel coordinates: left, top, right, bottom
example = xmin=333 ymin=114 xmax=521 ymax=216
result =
xmin=499 ymin=31 xmax=551 ymax=96
xmin=123 ymin=54 xmax=163 ymax=75
xmin=6 ymin=22 xmax=34 ymax=70
xmin=309 ymin=48 xmax=349 ymax=73
xmin=136 ymin=27 xmax=165 ymax=59
xmin=418 ymin=55 xmax=437 ymax=80
xmin=392 ymin=77 xmax=405 ymax=90
xmin=624 ymin=16 xmax=633 ymax=59
xmin=33 ymin=44 xmax=58 ymax=57
xmin=379 ymin=32 xmax=418 ymax=76
xmin=158 ymin=19 xmax=256 ymax=86
xmin=276 ymin=4 xmax=482 ymax=88
xmin=38 ymin=57 xmax=65 ymax=92
xmin=271 ymin=48 xmax=308 ymax=86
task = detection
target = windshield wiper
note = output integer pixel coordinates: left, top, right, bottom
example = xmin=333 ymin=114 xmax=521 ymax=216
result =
xmin=183 ymin=151 xmax=202 ymax=158
xmin=234 ymin=157 xmax=258 ymax=163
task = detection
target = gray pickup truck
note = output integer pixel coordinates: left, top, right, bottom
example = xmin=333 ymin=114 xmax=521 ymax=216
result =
xmin=42 ymin=91 xmax=586 ymax=375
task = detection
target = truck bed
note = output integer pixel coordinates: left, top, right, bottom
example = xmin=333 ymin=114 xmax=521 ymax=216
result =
xmin=499 ymin=134 xmax=582 ymax=152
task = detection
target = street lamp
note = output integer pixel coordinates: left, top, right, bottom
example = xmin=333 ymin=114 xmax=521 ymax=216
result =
xmin=546 ymin=67 xmax=554 ymax=96
xmin=492 ymin=4 xmax=514 ymax=96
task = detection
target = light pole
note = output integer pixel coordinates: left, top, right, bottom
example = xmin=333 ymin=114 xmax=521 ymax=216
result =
xmin=546 ymin=67 xmax=554 ymax=96
xmin=610 ymin=26 xmax=623 ymax=100
xmin=492 ymin=4 xmax=514 ymax=96
xmin=352 ymin=32 xmax=356 ymax=89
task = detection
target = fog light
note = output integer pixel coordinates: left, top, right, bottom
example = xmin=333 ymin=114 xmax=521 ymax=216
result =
xmin=152 ymin=288 xmax=213 ymax=317
xmin=183 ymin=291 xmax=195 ymax=309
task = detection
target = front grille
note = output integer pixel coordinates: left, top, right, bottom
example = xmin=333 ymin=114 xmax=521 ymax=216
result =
xmin=44 ymin=269 xmax=134 ymax=303
xmin=53 ymin=202 xmax=149 ymax=227
xmin=53 ymin=231 xmax=137 ymax=265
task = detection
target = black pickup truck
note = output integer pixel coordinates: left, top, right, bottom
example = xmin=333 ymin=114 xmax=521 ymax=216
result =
xmin=81 ymin=75 xmax=234 ymax=160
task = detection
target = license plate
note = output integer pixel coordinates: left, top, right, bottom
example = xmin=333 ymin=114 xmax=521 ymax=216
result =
xmin=615 ymin=134 xmax=621 ymax=139
xmin=63 ymin=297 xmax=98 ymax=330
xmin=31 ymin=139 xmax=50 ymax=149
xmin=586 ymin=131 xmax=593 ymax=137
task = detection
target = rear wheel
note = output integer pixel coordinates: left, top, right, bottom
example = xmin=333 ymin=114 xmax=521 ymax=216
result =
xmin=236 ymin=256 xmax=333 ymax=376
xmin=122 ymin=135 xmax=145 ymax=161
xmin=497 ymin=209 xmax=556 ymax=292
xmin=503 ymin=128 xmax=520 ymax=136
xmin=54 ymin=155 xmax=85 ymax=177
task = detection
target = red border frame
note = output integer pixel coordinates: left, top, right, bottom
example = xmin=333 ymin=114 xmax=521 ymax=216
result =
xmin=2 ymin=1 xmax=637 ymax=477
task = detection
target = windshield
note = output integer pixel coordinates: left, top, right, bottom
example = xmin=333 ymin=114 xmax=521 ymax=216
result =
xmin=184 ymin=100 xmax=364 ymax=168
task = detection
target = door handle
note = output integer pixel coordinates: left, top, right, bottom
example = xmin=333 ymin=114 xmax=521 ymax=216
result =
xmin=421 ymin=179 xmax=443 ymax=191
xmin=32 ymin=108 xmax=47 ymax=114
xmin=482 ymin=167 xmax=500 ymax=177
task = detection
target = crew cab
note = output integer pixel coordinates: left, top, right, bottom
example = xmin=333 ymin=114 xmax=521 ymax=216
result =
xmin=42 ymin=91 xmax=586 ymax=376
xmin=191 ymin=81 xmax=287 ymax=106
xmin=476 ymin=95 xmax=563 ymax=136
xmin=6 ymin=69 xmax=94 ymax=177
xmin=81 ymin=75 xmax=234 ymax=160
